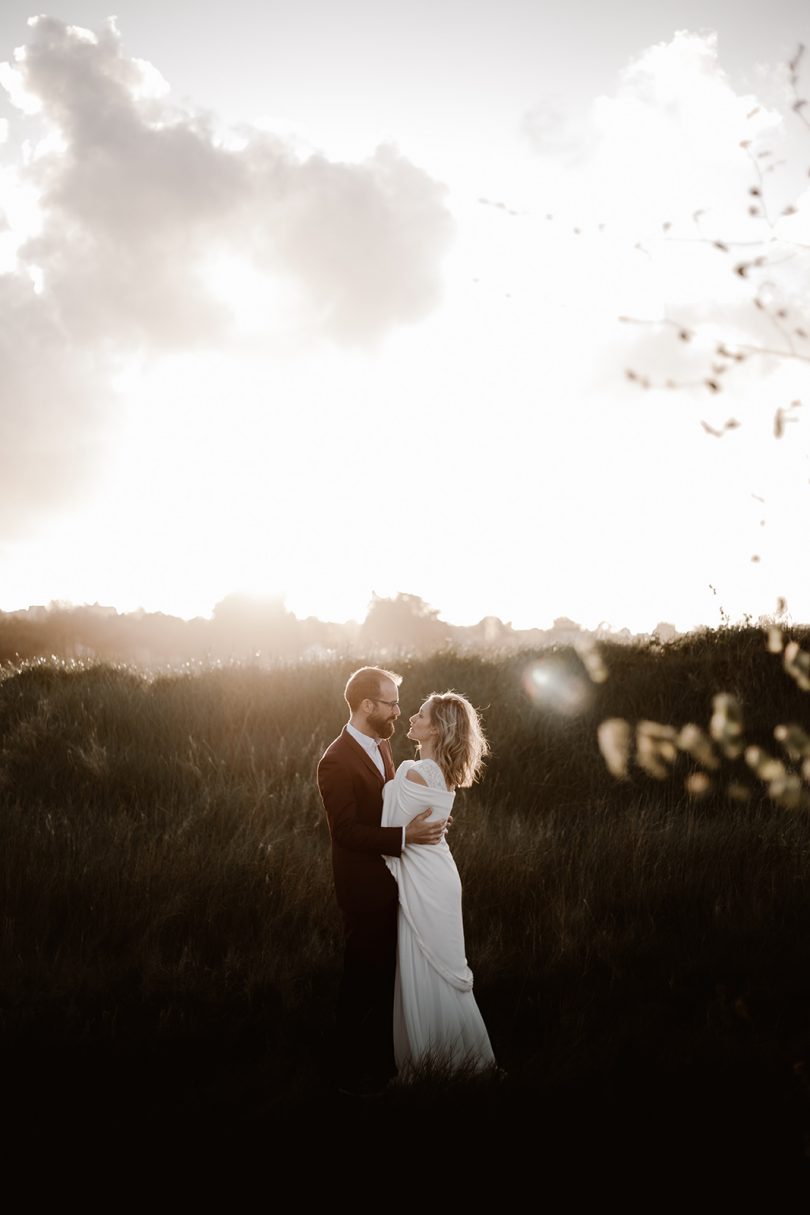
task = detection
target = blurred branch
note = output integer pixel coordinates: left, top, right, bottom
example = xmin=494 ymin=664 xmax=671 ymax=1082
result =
xmin=621 ymin=43 xmax=810 ymax=399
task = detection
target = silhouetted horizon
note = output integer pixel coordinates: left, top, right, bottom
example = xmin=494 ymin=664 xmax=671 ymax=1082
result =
xmin=0 ymin=591 xmax=699 ymax=667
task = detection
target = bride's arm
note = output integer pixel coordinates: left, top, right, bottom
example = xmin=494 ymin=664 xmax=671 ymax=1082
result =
xmin=405 ymin=769 xmax=454 ymax=839
xmin=402 ymin=769 xmax=450 ymax=845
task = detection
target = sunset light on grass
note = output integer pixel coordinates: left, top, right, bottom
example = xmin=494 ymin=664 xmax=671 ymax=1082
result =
xmin=4 ymin=3 xmax=810 ymax=1188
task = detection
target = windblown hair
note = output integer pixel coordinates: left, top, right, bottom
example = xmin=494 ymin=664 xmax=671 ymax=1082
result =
xmin=344 ymin=665 xmax=402 ymax=712
xmin=422 ymin=691 xmax=490 ymax=789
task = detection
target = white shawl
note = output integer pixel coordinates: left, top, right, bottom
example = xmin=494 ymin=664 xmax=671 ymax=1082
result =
xmin=382 ymin=761 xmax=473 ymax=992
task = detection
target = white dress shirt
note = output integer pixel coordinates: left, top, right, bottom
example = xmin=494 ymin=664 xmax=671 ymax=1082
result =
xmin=347 ymin=721 xmax=406 ymax=849
xmin=347 ymin=721 xmax=386 ymax=776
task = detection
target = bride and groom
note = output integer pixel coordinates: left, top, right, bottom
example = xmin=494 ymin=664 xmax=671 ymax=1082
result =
xmin=317 ymin=665 xmax=495 ymax=1094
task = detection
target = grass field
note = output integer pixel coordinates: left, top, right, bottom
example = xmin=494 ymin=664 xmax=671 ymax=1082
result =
xmin=3 ymin=629 xmax=810 ymax=1186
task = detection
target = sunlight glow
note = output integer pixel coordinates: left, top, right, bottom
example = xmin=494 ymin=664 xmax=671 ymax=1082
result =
xmin=522 ymin=658 xmax=592 ymax=716
xmin=1 ymin=18 xmax=809 ymax=633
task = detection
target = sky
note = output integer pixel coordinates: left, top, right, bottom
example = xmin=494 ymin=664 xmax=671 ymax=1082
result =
xmin=0 ymin=1 xmax=809 ymax=633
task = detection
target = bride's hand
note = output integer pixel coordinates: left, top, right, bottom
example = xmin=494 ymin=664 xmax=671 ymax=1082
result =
xmin=405 ymin=809 xmax=447 ymax=846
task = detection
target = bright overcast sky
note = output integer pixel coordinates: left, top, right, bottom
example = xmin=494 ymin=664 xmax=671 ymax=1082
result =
xmin=1 ymin=1 xmax=809 ymax=632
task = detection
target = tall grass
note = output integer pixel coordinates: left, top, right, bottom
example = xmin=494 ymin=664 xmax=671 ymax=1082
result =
xmin=2 ymin=631 xmax=810 ymax=1177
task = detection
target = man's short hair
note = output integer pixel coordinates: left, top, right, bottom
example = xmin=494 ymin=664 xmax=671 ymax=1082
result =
xmin=344 ymin=666 xmax=402 ymax=712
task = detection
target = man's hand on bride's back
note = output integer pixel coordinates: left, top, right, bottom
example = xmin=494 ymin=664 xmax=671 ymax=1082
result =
xmin=405 ymin=809 xmax=447 ymax=846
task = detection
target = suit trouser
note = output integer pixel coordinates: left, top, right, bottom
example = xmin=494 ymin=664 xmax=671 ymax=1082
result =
xmin=337 ymin=899 xmax=398 ymax=1084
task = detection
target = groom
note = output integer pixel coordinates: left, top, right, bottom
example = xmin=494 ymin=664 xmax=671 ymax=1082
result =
xmin=317 ymin=665 xmax=446 ymax=1093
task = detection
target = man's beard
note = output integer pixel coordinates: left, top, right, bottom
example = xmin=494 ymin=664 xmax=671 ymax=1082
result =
xmin=367 ymin=710 xmax=396 ymax=739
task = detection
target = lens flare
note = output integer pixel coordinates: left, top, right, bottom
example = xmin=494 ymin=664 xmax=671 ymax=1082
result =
xmin=522 ymin=657 xmax=592 ymax=716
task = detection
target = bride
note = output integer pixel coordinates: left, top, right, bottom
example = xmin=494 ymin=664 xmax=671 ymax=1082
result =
xmin=381 ymin=691 xmax=496 ymax=1077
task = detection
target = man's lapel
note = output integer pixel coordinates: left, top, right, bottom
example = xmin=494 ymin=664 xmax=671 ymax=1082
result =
xmin=342 ymin=725 xmax=385 ymax=784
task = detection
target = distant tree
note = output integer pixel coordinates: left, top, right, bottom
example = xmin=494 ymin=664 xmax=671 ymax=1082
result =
xmin=0 ymin=614 xmax=48 ymax=663
xmin=361 ymin=592 xmax=452 ymax=654
xmin=652 ymin=621 xmax=678 ymax=644
xmin=551 ymin=616 xmax=582 ymax=633
xmin=211 ymin=593 xmax=300 ymax=658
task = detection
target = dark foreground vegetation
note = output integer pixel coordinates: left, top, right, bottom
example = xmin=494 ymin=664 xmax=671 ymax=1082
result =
xmin=3 ymin=628 xmax=810 ymax=1188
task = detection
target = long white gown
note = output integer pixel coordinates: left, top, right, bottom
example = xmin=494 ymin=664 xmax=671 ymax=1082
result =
xmin=381 ymin=758 xmax=496 ymax=1077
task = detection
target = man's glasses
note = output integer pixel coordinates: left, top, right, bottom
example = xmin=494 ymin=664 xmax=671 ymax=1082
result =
xmin=371 ymin=698 xmax=400 ymax=709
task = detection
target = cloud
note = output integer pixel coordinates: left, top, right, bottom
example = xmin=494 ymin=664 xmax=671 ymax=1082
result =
xmin=2 ymin=16 xmax=453 ymax=348
xmin=246 ymin=142 xmax=453 ymax=342
xmin=521 ymin=31 xmax=810 ymax=396
xmin=525 ymin=31 xmax=784 ymax=233
xmin=0 ymin=16 xmax=453 ymax=540
xmin=588 ymin=31 xmax=785 ymax=228
xmin=521 ymin=95 xmax=595 ymax=166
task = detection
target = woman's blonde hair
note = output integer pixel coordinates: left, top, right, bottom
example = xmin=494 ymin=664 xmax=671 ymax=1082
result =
xmin=422 ymin=691 xmax=490 ymax=789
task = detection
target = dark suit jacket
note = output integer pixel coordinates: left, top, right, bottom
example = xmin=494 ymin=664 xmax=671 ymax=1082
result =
xmin=317 ymin=726 xmax=402 ymax=923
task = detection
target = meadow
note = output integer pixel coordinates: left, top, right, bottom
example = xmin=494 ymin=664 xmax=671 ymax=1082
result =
xmin=3 ymin=628 xmax=810 ymax=1184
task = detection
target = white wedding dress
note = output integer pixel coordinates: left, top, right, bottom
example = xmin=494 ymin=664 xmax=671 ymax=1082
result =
xmin=381 ymin=758 xmax=496 ymax=1077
